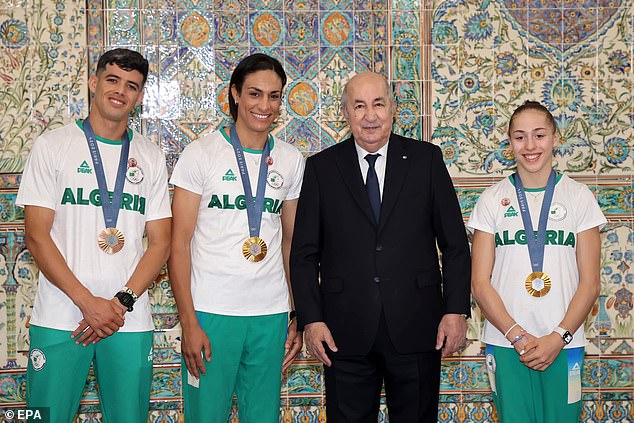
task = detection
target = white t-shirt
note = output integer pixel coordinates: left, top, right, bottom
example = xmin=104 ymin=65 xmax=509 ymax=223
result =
xmin=16 ymin=121 xmax=172 ymax=332
xmin=467 ymin=174 xmax=606 ymax=348
xmin=170 ymin=128 xmax=305 ymax=316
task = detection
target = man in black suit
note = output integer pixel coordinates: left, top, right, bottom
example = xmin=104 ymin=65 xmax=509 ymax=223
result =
xmin=290 ymin=72 xmax=471 ymax=422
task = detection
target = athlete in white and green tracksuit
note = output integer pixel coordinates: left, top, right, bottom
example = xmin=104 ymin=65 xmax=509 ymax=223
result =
xmin=469 ymin=101 xmax=605 ymax=423
xmin=169 ymin=54 xmax=305 ymax=423
xmin=16 ymin=49 xmax=171 ymax=423
xmin=170 ymin=127 xmax=304 ymax=422
xmin=17 ymin=121 xmax=171 ymax=422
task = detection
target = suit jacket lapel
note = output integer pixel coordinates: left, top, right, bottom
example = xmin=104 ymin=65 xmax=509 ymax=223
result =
xmin=335 ymin=138 xmax=377 ymax=226
xmin=379 ymin=135 xmax=409 ymax=231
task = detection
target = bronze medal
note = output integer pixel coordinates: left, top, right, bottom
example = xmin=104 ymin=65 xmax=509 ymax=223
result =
xmin=98 ymin=227 xmax=125 ymax=254
xmin=242 ymin=236 xmax=267 ymax=262
xmin=525 ymin=271 xmax=551 ymax=297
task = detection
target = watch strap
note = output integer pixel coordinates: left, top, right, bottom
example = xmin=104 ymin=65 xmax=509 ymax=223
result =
xmin=120 ymin=287 xmax=138 ymax=302
xmin=115 ymin=291 xmax=135 ymax=312
xmin=553 ymin=326 xmax=572 ymax=344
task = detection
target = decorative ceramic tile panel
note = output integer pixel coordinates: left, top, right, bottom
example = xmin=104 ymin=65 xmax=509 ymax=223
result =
xmin=0 ymin=0 xmax=88 ymax=172
xmin=440 ymin=359 xmax=490 ymax=390
xmin=433 ymin=0 xmax=633 ymax=177
xmin=0 ymin=0 xmax=632 ymax=422
xmin=0 ymin=194 xmax=23 ymax=224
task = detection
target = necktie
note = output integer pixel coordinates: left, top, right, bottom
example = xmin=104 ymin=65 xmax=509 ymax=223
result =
xmin=365 ymin=153 xmax=381 ymax=223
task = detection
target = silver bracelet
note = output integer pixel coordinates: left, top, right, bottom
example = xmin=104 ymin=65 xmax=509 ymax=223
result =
xmin=504 ymin=322 xmax=519 ymax=338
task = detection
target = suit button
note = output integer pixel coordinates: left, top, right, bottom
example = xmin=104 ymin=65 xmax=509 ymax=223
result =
xmin=375 ymin=244 xmax=383 ymax=252
xmin=373 ymin=276 xmax=380 ymax=283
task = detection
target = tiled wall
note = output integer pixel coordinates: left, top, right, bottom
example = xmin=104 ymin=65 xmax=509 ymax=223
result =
xmin=0 ymin=0 xmax=632 ymax=422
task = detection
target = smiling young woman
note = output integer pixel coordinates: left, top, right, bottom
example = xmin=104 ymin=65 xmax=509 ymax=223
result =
xmin=469 ymin=101 xmax=605 ymax=423
xmin=168 ymin=53 xmax=305 ymax=423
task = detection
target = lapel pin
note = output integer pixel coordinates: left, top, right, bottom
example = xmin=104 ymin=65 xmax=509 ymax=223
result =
xmin=402 ymin=155 xmax=407 ymax=159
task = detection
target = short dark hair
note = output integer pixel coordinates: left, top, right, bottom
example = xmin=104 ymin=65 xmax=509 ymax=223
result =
xmin=96 ymin=48 xmax=149 ymax=85
xmin=508 ymin=100 xmax=557 ymax=137
xmin=229 ymin=53 xmax=287 ymax=121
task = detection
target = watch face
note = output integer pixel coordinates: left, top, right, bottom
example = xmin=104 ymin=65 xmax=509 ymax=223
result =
xmin=563 ymin=331 xmax=573 ymax=344
xmin=116 ymin=292 xmax=134 ymax=309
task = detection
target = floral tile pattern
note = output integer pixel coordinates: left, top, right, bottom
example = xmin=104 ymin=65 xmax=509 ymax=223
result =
xmin=0 ymin=0 xmax=631 ymax=422
xmin=432 ymin=0 xmax=634 ymax=177
xmin=0 ymin=0 xmax=88 ymax=172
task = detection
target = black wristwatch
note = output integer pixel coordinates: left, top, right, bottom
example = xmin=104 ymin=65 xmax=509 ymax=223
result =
xmin=115 ymin=288 xmax=137 ymax=312
xmin=289 ymin=310 xmax=297 ymax=321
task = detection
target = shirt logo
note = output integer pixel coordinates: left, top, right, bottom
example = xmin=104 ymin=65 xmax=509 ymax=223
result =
xmin=222 ymin=169 xmax=238 ymax=181
xmin=61 ymin=187 xmax=146 ymax=215
xmin=549 ymin=203 xmax=567 ymax=221
xmin=495 ymin=229 xmax=576 ymax=247
xmin=208 ymin=194 xmax=283 ymax=214
xmin=267 ymin=170 xmax=284 ymax=189
xmin=504 ymin=205 xmax=518 ymax=218
xmin=77 ymin=160 xmax=92 ymax=174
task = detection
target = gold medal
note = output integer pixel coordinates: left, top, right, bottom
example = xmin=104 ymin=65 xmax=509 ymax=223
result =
xmin=525 ymin=272 xmax=551 ymax=297
xmin=98 ymin=228 xmax=125 ymax=254
xmin=242 ymin=237 xmax=267 ymax=262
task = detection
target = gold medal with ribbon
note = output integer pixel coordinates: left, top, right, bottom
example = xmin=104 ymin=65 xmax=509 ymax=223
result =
xmin=513 ymin=171 xmax=557 ymax=300
xmin=242 ymin=236 xmax=267 ymax=262
xmin=525 ymin=271 xmax=551 ymax=297
xmin=229 ymin=125 xmax=272 ymax=264
xmin=98 ymin=227 xmax=125 ymax=254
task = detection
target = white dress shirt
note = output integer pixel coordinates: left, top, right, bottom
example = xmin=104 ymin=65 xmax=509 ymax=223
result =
xmin=354 ymin=141 xmax=389 ymax=199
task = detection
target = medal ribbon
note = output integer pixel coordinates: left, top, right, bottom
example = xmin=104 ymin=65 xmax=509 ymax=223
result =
xmin=230 ymin=125 xmax=271 ymax=238
xmin=82 ymin=118 xmax=130 ymax=229
xmin=513 ymin=170 xmax=556 ymax=273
